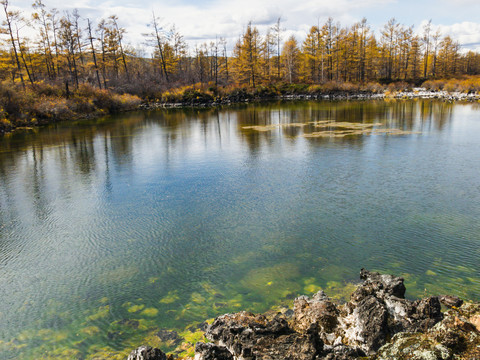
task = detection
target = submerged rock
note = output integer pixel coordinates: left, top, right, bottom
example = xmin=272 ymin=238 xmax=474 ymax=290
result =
xmin=156 ymin=329 xmax=181 ymax=344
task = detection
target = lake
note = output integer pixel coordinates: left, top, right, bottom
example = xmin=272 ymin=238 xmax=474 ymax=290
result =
xmin=0 ymin=100 xmax=479 ymax=359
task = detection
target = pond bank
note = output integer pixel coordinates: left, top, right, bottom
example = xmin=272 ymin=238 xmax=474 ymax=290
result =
xmin=139 ymin=88 xmax=480 ymax=110
xmin=1 ymin=89 xmax=478 ymax=136
xmin=129 ymin=269 xmax=480 ymax=360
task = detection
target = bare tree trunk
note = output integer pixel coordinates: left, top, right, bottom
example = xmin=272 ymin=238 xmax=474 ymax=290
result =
xmin=16 ymin=26 xmax=34 ymax=85
xmin=111 ymin=16 xmax=130 ymax=81
xmin=2 ymin=0 xmax=25 ymax=89
xmin=50 ymin=9 xmax=60 ymax=77
xmin=222 ymin=39 xmax=229 ymax=83
xmin=151 ymin=12 xmax=169 ymax=83
xmin=87 ymin=18 xmax=102 ymax=89
xmin=73 ymin=9 xmax=85 ymax=65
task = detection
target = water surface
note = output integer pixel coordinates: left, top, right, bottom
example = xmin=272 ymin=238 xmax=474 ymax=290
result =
xmin=0 ymin=100 xmax=479 ymax=359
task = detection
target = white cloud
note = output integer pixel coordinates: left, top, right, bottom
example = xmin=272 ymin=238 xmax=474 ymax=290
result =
xmin=419 ymin=20 xmax=480 ymax=53
xmin=4 ymin=0 xmax=480 ymax=54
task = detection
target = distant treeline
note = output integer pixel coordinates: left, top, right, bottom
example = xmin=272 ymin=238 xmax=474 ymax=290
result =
xmin=1 ymin=0 xmax=480 ymax=130
xmin=2 ymin=0 xmax=480 ymax=91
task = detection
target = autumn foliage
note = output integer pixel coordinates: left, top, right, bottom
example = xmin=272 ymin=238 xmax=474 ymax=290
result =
xmin=1 ymin=0 xmax=480 ymax=131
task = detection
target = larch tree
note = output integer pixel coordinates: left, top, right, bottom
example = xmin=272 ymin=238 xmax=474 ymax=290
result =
xmin=147 ymin=12 xmax=169 ymax=83
xmin=322 ymin=17 xmax=336 ymax=81
xmin=232 ymin=22 xmax=263 ymax=88
xmin=1 ymin=0 xmax=25 ymax=88
xmin=302 ymin=26 xmax=320 ymax=82
xmin=380 ymin=18 xmax=399 ymax=80
xmin=282 ymin=35 xmax=300 ymax=83
xmin=271 ymin=17 xmax=283 ymax=80
xmin=87 ymin=18 xmax=102 ymax=88
xmin=32 ymin=0 xmax=55 ymax=78
xmin=422 ymin=20 xmax=432 ymax=78
xmin=109 ymin=15 xmax=129 ymax=81
xmin=58 ymin=12 xmax=79 ymax=88
xmin=96 ymin=18 xmax=108 ymax=88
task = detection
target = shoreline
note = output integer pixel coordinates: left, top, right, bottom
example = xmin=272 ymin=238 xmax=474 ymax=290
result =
xmin=1 ymin=89 xmax=479 ymax=136
xmin=139 ymin=89 xmax=480 ymax=110
xmin=129 ymin=269 xmax=480 ymax=360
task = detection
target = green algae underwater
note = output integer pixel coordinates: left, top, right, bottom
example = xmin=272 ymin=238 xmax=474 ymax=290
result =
xmin=0 ymin=100 xmax=480 ymax=359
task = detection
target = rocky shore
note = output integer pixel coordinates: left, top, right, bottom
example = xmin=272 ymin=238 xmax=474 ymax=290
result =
xmin=139 ymin=88 xmax=480 ymax=110
xmin=2 ymin=89 xmax=478 ymax=135
xmin=128 ymin=269 xmax=480 ymax=360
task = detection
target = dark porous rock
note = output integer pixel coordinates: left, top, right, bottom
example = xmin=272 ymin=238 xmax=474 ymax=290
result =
xmin=191 ymin=269 xmax=479 ymax=360
xmin=348 ymin=294 xmax=389 ymax=353
xmin=127 ymin=345 xmax=167 ymax=360
xmin=198 ymin=321 xmax=209 ymax=331
xmin=340 ymin=269 xmax=444 ymax=354
xmin=358 ymin=268 xmax=406 ymax=298
xmin=375 ymin=332 xmax=452 ymax=360
xmin=322 ymin=345 xmax=366 ymax=360
xmin=409 ymin=296 xmax=443 ymax=331
xmin=194 ymin=342 xmax=233 ymax=360
xmin=439 ymin=295 xmax=464 ymax=308
xmin=374 ymin=289 xmax=480 ymax=359
xmin=293 ymin=291 xmax=339 ymax=337
xmin=204 ymin=311 xmax=323 ymax=360
xmin=436 ymin=329 xmax=466 ymax=352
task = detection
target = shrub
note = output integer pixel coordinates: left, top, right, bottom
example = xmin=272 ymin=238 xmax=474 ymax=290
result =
xmin=34 ymin=81 xmax=64 ymax=97
xmin=364 ymin=82 xmax=384 ymax=93
xmin=0 ymin=82 xmax=23 ymax=116
xmin=387 ymin=81 xmax=411 ymax=92
xmin=224 ymin=87 xmax=253 ymax=102
xmin=92 ymin=89 xmax=141 ymax=111
xmin=422 ymin=77 xmax=480 ymax=93
xmin=181 ymin=89 xmax=214 ymax=104
xmin=30 ymin=96 xmax=74 ymax=121
xmin=278 ymin=83 xmax=309 ymax=94
xmin=111 ymin=93 xmax=142 ymax=110
xmin=253 ymin=85 xmax=279 ymax=98
xmin=422 ymin=80 xmax=445 ymax=91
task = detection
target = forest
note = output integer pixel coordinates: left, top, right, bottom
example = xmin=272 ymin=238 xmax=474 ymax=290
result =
xmin=1 ymin=0 xmax=480 ymax=130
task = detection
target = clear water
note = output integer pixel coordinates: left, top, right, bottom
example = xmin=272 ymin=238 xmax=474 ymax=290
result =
xmin=0 ymin=100 xmax=479 ymax=359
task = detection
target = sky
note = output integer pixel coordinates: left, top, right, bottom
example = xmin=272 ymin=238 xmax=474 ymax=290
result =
xmin=7 ymin=0 xmax=480 ymax=54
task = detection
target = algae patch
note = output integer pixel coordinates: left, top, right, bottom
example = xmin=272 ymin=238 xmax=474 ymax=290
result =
xmin=241 ymin=119 xmax=421 ymax=138
xmin=86 ymin=305 xmax=110 ymax=321
xmin=242 ymin=123 xmax=307 ymax=132
xmin=159 ymin=290 xmax=180 ymax=304
xmin=302 ymin=127 xmax=421 ymax=138
xmin=127 ymin=304 xmax=145 ymax=313
xmin=81 ymin=326 xmax=100 ymax=336
xmin=303 ymin=130 xmax=366 ymax=138
xmin=313 ymin=121 xmax=383 ymax=129
xmin=140 ymin=308 xmax=159 ymax=317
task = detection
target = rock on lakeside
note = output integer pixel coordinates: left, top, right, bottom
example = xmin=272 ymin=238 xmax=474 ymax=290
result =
xmin=128 ymin=269 xmax=480 ymax=360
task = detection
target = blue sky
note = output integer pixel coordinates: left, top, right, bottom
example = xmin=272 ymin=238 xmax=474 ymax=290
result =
xmin=8 ymin=0 xmax=480 ymax=53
